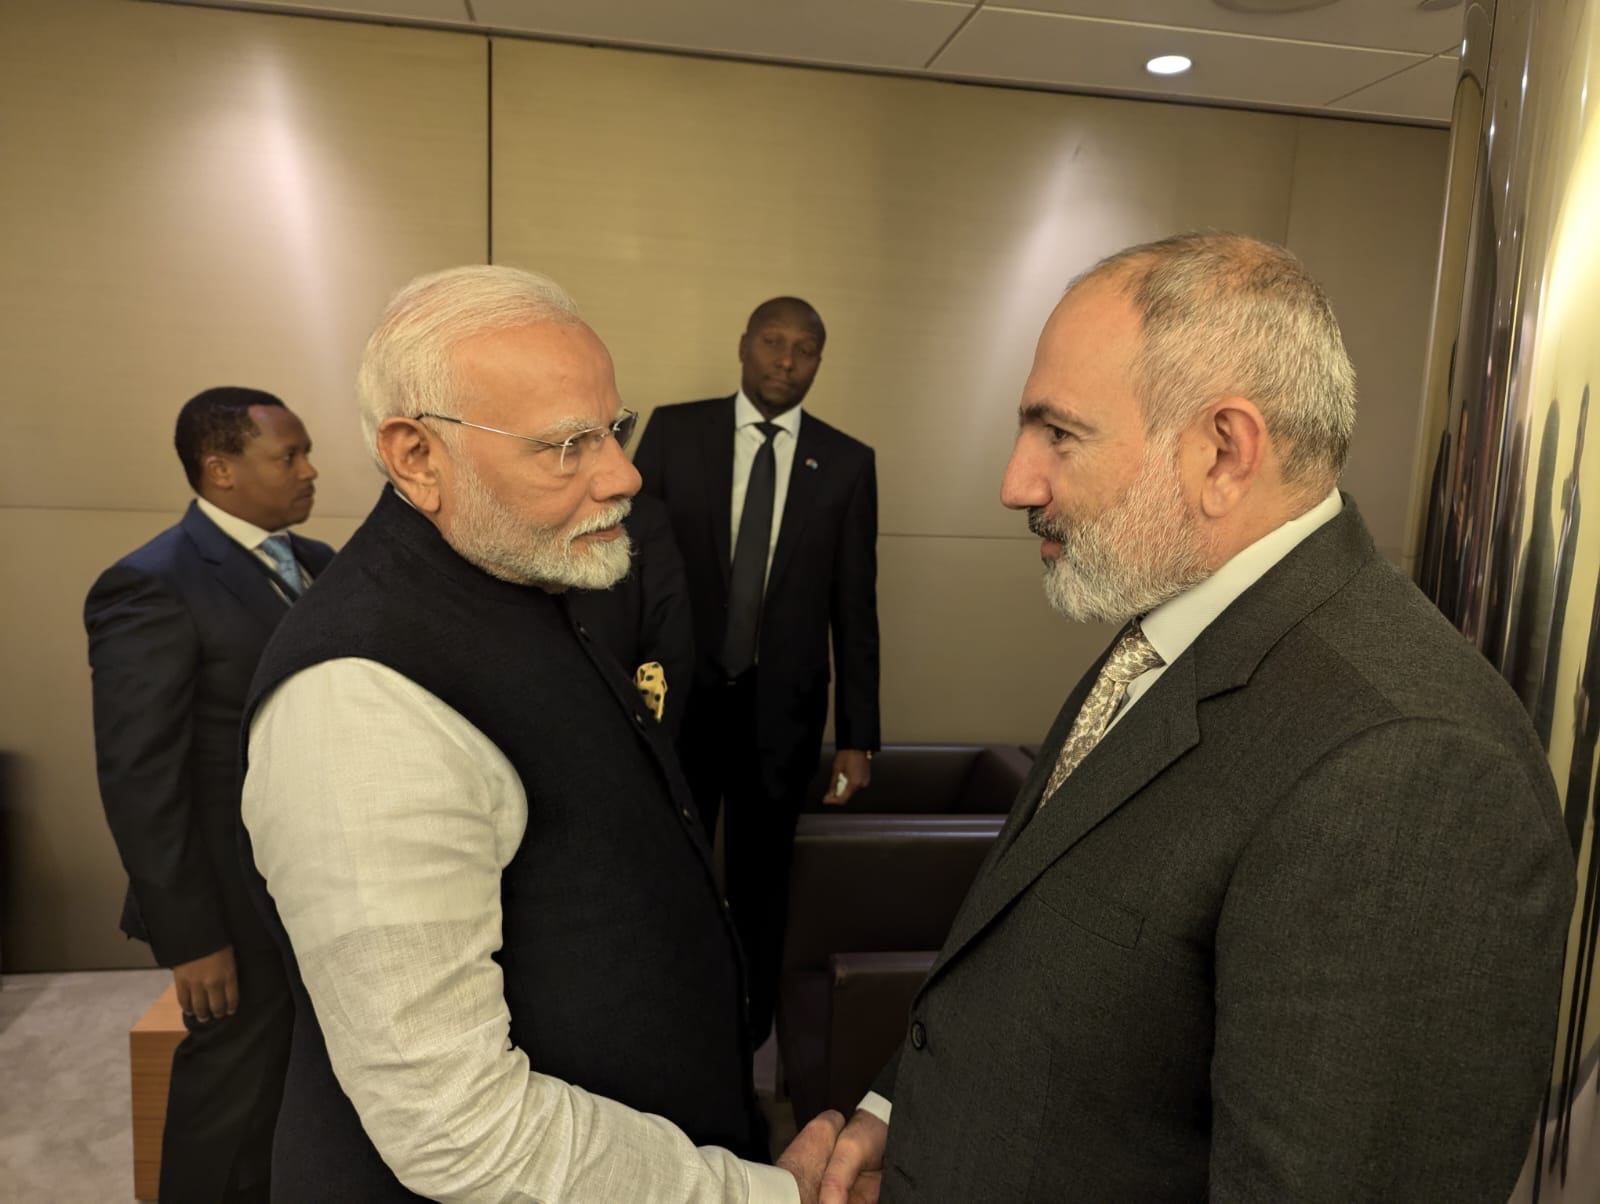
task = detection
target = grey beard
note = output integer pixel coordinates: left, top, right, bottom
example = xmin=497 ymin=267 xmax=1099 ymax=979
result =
xmin=1029 ymin=446 xmax=1210 ymax=624
xmin=448 ymin=464 xmax=633 ymax=591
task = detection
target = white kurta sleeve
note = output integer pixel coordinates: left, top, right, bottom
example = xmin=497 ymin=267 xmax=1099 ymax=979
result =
xmin=243 ymin=658 xmax=797 ymax=1204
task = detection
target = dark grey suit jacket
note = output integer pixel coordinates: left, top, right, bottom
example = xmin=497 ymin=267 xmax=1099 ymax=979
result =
xmin=876 ymin=498 xmax=1574 ymax=1203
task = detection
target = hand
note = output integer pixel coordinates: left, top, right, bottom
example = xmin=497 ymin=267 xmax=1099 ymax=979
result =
xmin=776 ymin=1109 xmax=846 ymax=1204
xmin=820 ymin=1109 xmax=888 ymax=1204
xmin=172 ymin=945 xmax=238 ymax=1023
xmin=825 ymin=750 xmax=872 ymax=805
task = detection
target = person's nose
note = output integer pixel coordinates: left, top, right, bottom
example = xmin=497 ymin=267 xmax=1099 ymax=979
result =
xmin=594 ymin=433 xmax=641 ymax=500
xmin=301 ymin=456 xmax=318 ymax=482
xmin=999 ymin=438 xmax=1049 ymax=512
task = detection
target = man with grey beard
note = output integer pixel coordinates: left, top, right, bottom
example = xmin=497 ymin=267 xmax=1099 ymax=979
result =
xmin=238 ymin=266 xmax=844 ymax=1203
xmin=818 ymin=234 xmax=1574 ymax=1203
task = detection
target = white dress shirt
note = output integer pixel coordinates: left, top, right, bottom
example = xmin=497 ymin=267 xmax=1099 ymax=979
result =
xmin=729 ymin=390 xmax=803 ymax=583
xmin=1111 ymin=488 xmax=1344 ymax=733
xmin=195 ymin=495 xmax=307 ymax=596
xmin=243 ymin=658 xmax=798 ymax=1204
xmin=854 ymin=489 xmax=1344 ymax=1130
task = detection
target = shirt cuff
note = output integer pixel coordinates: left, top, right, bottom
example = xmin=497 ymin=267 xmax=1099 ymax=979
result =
xmin=857 ymin=1092 xmax=893 ymax=1126
xmin=746 ymin=1160 xmax=800 ymax=1204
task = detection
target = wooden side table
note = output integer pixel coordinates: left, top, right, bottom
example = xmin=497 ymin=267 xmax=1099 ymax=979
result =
xmin=129 ymin=983 xmax=184 ymax=1201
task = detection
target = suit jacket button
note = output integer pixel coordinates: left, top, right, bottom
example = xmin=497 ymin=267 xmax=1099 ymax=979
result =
xmin=910 ymin=1020 xmax=927 ymax=1050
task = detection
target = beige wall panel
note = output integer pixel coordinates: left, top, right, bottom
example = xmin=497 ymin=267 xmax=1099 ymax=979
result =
xmin=0 ymin=5 xmax=1450 ymax=970
xmin=1283 ymin=118 xmax=1450 ymax=561
xmin=2 ymin=508 xmax=198 ymax=972
xmin=489 ymin=39 xmax=1447 ymax=767
xmin=0 ymin=505 xmax=359 ymax=973
xmin=0 ymin=0 xmax=487 ymax=521
xmin=876 ymin=533 xmax=1117 ymax=742
xmin=489 ymin=40 xmax=1304 ymax=540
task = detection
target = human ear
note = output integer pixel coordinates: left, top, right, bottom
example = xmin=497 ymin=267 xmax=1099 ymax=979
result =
xmin=1196 ymin=397 xmax=1267 ymax=518
xmin=376 ymin=417 xmax=444 ymax=514
xmin=202 ymin=453 xmax=233 ymax=492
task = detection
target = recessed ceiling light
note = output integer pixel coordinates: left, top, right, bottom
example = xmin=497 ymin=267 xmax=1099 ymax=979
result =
xmin=1146 ymin=55 xmax=1193 ymax=76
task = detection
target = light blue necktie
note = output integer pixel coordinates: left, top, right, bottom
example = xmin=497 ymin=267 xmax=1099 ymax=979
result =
xmin=258 ymin=534 xmax=304 ymax=600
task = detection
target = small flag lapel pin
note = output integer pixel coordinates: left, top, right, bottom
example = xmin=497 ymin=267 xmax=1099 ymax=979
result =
xmin=805 ymin=457 xmax=819 ymax=470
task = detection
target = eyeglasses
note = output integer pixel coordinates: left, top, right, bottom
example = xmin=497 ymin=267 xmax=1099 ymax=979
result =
xmin=418 ymin=408 xmax=638 ymax=474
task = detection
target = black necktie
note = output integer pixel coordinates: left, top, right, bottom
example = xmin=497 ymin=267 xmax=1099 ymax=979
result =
xmin=721 ymin=421 xmax=781 ymax=677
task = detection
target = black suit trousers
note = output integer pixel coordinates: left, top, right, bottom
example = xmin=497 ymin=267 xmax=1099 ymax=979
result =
xmin=680 ymin=669 xmax=812 ymax=1046
xmin=160 ymin=944 xmax=292 ymax=1203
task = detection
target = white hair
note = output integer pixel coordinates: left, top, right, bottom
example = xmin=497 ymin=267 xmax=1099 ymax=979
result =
xmin=1075 ymin=233 xmax=1357 ymax=487
xmin=356 ymin=264 xmax=582 ymax=468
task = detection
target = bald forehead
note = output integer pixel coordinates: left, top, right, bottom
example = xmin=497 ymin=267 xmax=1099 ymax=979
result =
xmin=746 ymin=298 xmax=825 ymax=340
xmin=1050 ymin=272 xmax=1140 ymax=334
xmin=1064 ymin=258 xmax=1144 ymax=309
xmin=457 ymin=319 xmax=615 ymax=408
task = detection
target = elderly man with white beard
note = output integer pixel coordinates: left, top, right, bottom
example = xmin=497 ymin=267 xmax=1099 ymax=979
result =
xmin=238 ymin=265 xmax=844 ymax=1203
xmin=818 ymin=233 xmax=1574 ymax=1204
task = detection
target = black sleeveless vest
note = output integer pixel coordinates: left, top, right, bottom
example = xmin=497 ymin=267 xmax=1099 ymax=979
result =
xmin=241 ymin=487 xmax=760 ymax=1201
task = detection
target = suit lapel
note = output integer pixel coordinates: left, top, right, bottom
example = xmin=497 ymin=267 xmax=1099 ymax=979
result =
xmin=985 ymin=639 xmax=1114 ymax=865
xmin=181 ymin=503 xmax=290 ymax=632
xmin=766 ymin=413 xmax=822 ymax=595
xmin=921 ymin=498 xmax=1379 ymax=992
xmin=701 ymin=397 xmax=736 ymax=590
xmin=930 ymin=656 xmax=1200 ymax=983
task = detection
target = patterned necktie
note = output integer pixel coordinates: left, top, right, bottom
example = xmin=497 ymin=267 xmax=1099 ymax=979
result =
xmin=259 ymin=533 xmax=304 ymax=601
xmin=720 ymin=421 xmax=782 ymax=677
xmin=1040 ymin=623 xmax=1164 ymax=807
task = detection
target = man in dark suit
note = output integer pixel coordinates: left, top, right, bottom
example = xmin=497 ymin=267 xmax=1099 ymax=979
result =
xmin=86 ymin=386 xmax=331 ymax=1203
xmin=633 ymin=296 xmax=881 ymax=1045
xmin=819 ymin=234 xmax=1575 ymax=1203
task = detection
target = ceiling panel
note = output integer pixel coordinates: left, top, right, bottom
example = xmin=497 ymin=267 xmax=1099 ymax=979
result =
xmin=995 ymin=0 xmax=1466 ymax=55
xmin=165 ymin=0 xmax=473 ymax=21
xmin=937 ymin=9 xmax=1430 ymax=111
xmin=470 ymin=0 xmax=975 ymax=72
xmin=149 ymin=0 xmax=1455 ymax=123
xmin=1328 ymin=52 xmax=1460 ymax=122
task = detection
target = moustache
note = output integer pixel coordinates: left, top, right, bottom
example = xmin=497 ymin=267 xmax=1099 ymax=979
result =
xmin=566 ymin=500 xmax=633 ymax=542
xmin=1027 ymin=507 xmax=1068 ymax=543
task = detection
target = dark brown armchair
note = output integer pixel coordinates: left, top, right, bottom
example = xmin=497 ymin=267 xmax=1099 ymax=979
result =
xmin=777 ymin=804 xmax=1012 ymax=1123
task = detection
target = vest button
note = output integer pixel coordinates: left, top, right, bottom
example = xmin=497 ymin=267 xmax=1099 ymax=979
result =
xmin=633 ymin=712 xmax=646 ymax=728
xmin=910 ymin=1020 xmax=927 ymax=1050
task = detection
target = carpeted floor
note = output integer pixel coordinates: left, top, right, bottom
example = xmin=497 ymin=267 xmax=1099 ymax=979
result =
xmin=0 ymin=969 xmax=170 ymax=1203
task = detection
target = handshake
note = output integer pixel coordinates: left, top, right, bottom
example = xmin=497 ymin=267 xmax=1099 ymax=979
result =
xmin=775 ymin=1108 xmax=890 ymax=1204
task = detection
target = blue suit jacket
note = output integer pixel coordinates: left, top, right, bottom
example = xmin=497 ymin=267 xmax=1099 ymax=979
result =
xmin=85 ymin=501 xmax=335 ymax=965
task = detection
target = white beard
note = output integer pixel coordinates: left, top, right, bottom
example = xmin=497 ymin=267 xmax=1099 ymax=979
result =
xmin=1032 ymin=438 xmax=1211 ymax=624
xmin=448 ymin=459 xmax=633 ymax=590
